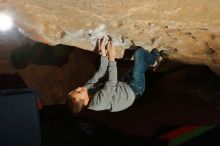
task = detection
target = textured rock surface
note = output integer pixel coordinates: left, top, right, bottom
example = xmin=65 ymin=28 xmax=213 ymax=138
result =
xmin=0 ymin=28 xmax=220 ymax=105
xmin=1 ymin=0 xmax=220 ymax=73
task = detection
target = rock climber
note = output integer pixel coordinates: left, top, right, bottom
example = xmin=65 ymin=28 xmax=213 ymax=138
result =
xmin=66 ymin=36 xmax=167 ymax=113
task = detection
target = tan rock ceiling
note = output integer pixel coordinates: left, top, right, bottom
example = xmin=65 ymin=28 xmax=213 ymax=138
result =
xmin=0 ymin=0 xmax=220 ymax=74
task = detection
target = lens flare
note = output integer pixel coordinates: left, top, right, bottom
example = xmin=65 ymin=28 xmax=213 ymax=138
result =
xmin=0 ymin=13 xmax=14 ymax=32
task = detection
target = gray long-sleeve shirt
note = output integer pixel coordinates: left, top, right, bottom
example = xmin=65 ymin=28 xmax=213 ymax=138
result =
xmin=85 ymin=56 xmax=135 ymax=112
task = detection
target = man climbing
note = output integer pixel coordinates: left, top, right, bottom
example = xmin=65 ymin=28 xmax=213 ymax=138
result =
xmin=66 ymin=36 xmax=166 ymax=113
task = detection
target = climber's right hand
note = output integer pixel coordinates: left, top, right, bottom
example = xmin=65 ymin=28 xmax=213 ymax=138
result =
xmin=98 ymin=36 xmax=107 ymax=56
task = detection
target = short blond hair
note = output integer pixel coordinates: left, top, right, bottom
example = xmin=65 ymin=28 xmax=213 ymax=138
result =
xmin=66 ymin=94 xmax=85 ymax=113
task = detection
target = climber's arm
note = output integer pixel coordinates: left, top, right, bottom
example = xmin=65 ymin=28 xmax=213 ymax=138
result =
xmin=85 ymin=37 xmax=108 ymax=89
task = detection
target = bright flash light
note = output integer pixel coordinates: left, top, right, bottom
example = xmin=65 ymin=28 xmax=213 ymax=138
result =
xmin=0 ymin=13 xmax=14 ymax=32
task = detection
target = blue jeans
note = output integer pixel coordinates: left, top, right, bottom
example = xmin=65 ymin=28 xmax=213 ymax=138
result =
xmin=121 ymin=47 xmax=156 ymax=97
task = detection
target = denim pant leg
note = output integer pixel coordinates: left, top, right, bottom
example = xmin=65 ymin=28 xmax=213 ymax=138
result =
xmin=127 ymin=47 xmax=156 ymax=97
